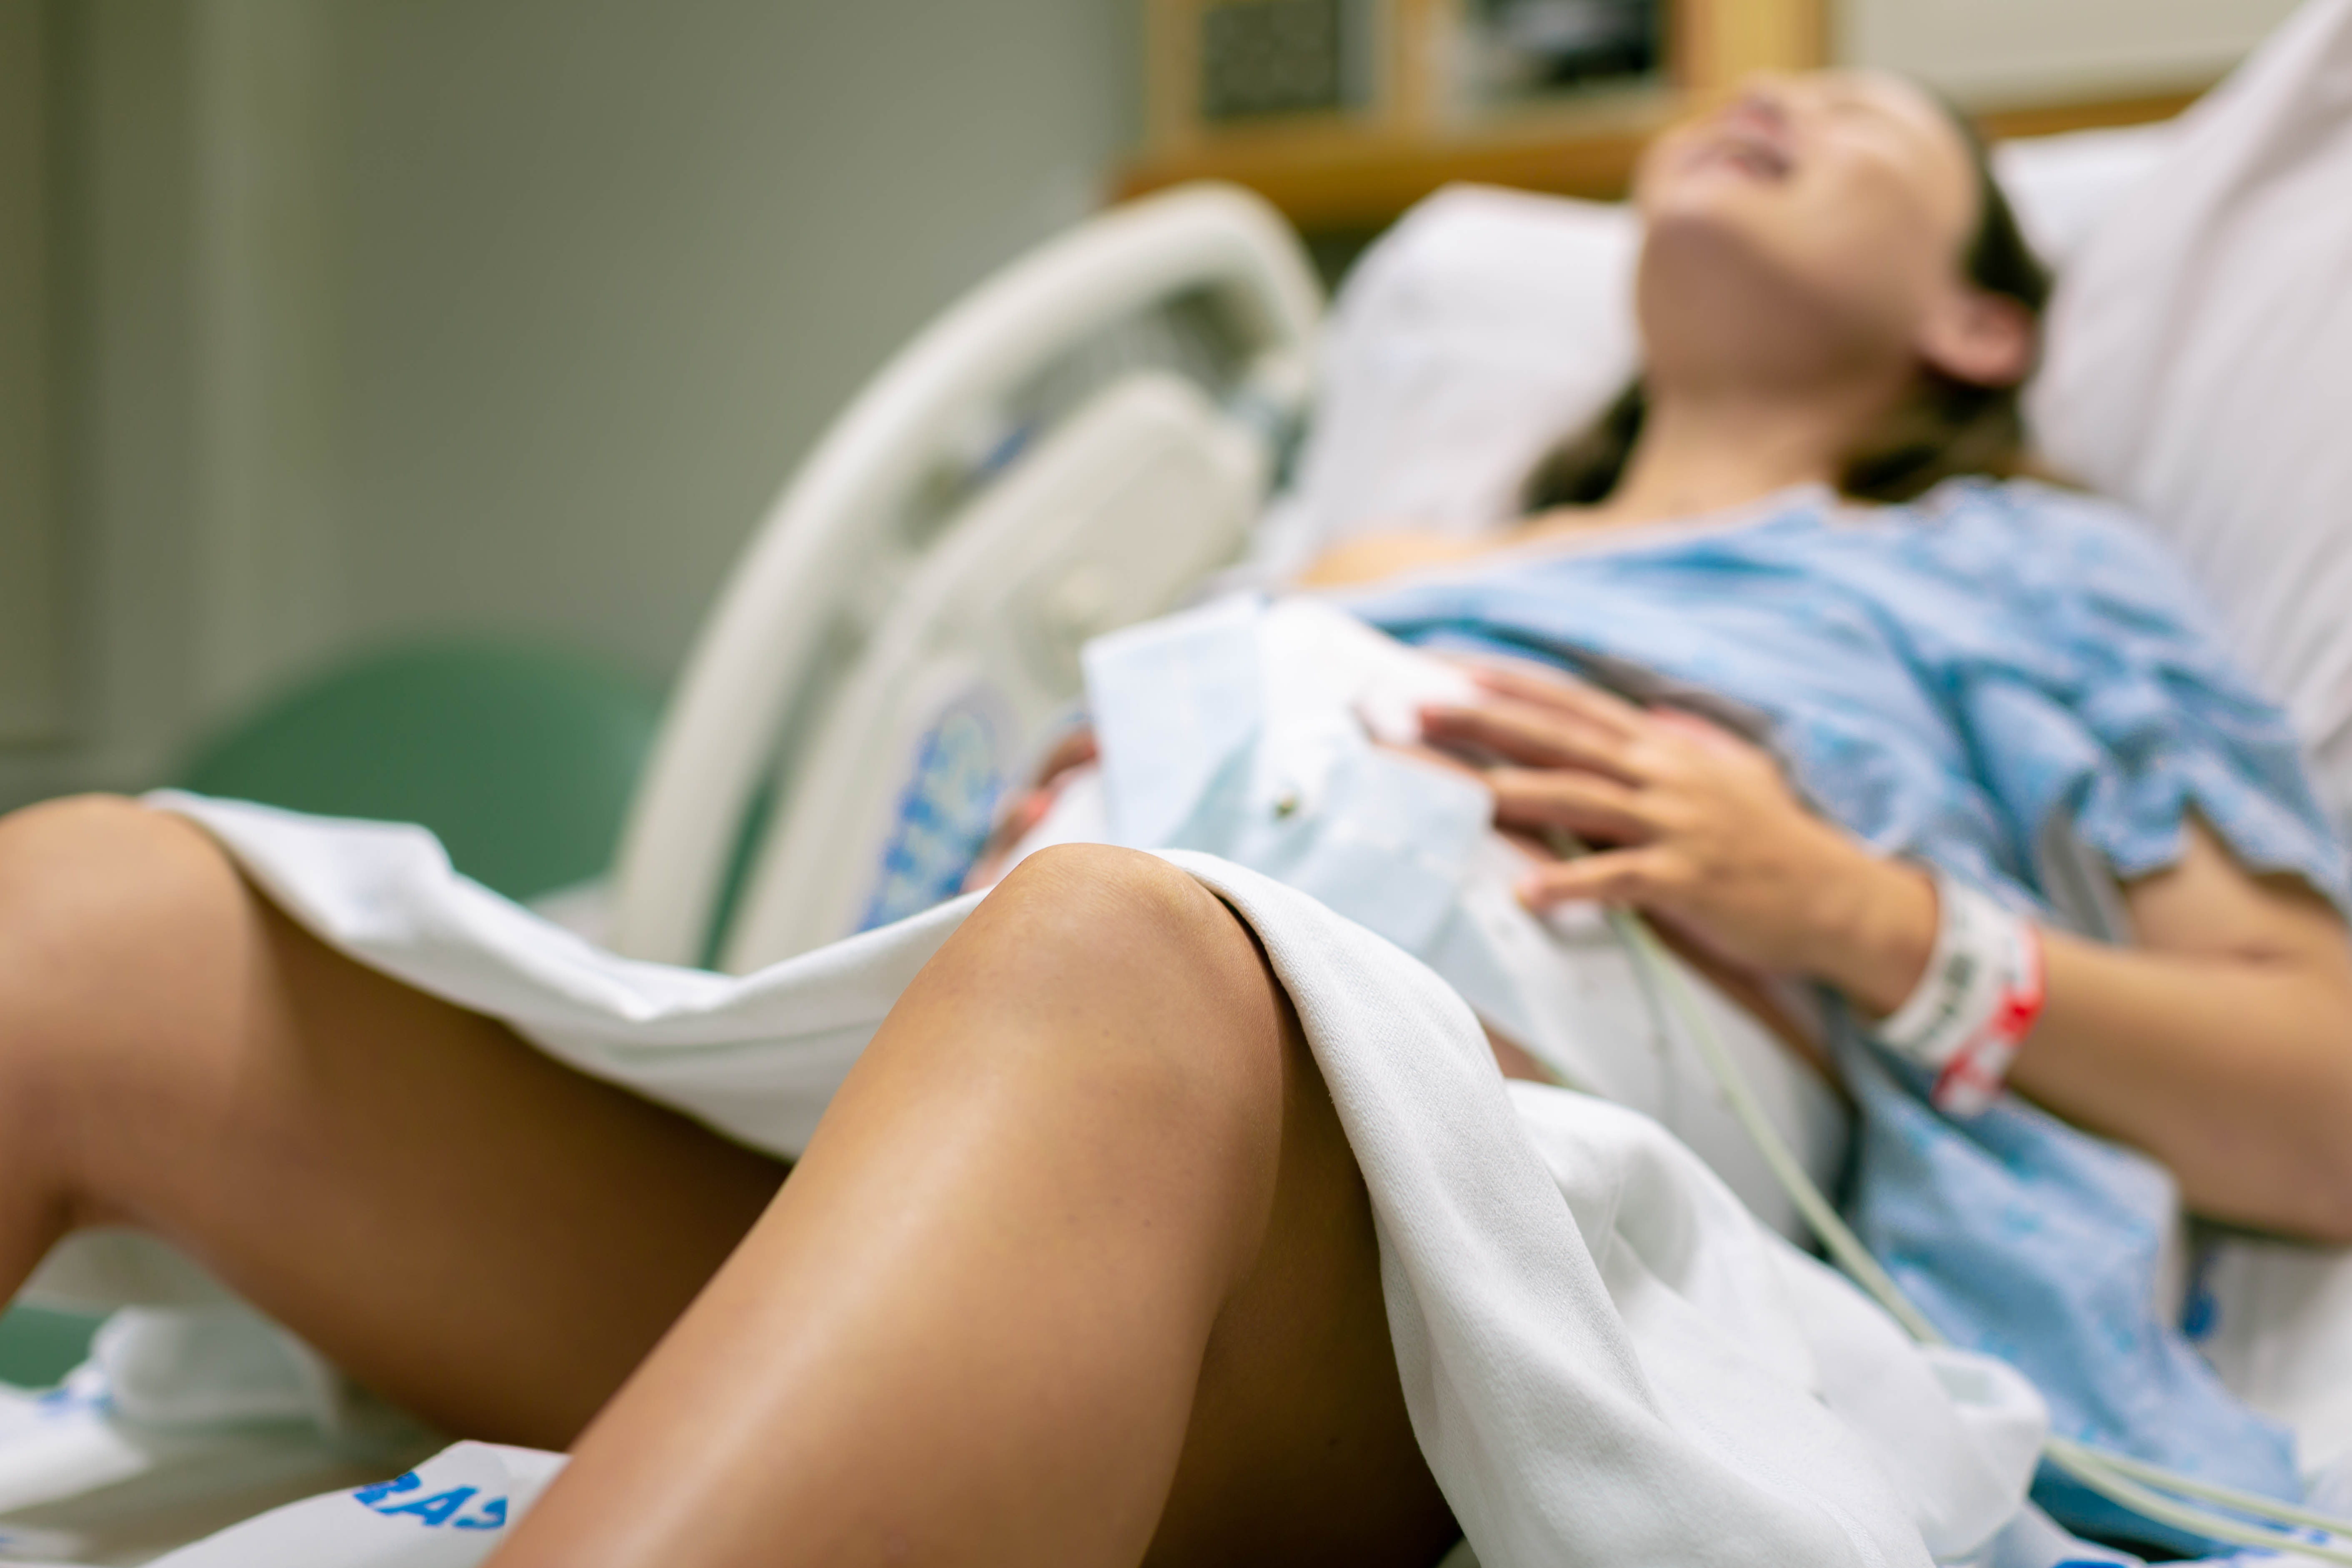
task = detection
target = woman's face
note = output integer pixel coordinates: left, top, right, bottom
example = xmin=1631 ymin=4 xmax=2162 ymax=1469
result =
xmin=1631 ymin=71 xmax=1987 ymax=386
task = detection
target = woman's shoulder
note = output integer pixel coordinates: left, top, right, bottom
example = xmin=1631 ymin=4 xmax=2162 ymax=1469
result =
xmin=1902 ymin=477 xmax=2237 ymax=654
xmin=1899 ymin=478 xmax=2199 ymax=594
xmin=1294 ymin=530 xmax=1488 ymax=590
xmin=1913 ymin=475 xmax=2166 ymax=557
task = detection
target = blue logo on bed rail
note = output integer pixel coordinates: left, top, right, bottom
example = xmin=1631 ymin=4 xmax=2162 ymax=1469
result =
xmin=858 ymin=707 xmax=1006 ymax=931
xmin=353 ymin=1470 xmax=508 ymax=1530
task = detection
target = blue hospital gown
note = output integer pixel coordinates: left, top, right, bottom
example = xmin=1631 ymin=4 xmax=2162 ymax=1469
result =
xmin=1334 ymin=476 xmax=2351 ymax=1553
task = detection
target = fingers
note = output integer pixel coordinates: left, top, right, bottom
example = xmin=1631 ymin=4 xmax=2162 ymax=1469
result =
xmin=1374 ymin=740 xmax=1489 ymax=787
xmin=968 ymin=755 xmax=1093 ymax=894
xmin=1032 ymin=727 xmax=1099 ymax=788
xmin=1486 ymin=768 xmax=1655 ymax=844
xmin=1419 ymin=695 xmax=1644 ymax=781
xmin=1464 ymin=660 xmax=1647 ymax=736
xmin=1646 ymin=706 xmax=1747 ymax=753
xmin=1518 ymin=848 xmax=1688 ymax=911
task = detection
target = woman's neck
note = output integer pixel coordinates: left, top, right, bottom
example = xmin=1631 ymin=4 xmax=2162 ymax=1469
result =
xmin=1571 ymin=382 xmax=1882 ymax=531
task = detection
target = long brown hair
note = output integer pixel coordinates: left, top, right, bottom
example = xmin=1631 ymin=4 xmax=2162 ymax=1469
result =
xmin=1521 ymin=96 xmax=2053 ymax=512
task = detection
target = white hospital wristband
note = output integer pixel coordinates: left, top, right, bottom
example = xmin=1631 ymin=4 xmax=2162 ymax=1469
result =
xmin=1869 ymin=868 xmax=2046 ymax=1117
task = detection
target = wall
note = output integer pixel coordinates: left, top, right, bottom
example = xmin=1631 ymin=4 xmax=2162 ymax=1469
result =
xmin=0 ymin=2 xmax=217 ymax=809
xmin=333 ymin=0 xmax=1138 ymax=683
xmin=0 ymin=0 xmax=64 ymax=746
xmin=0 ymin=0 xmax=1137 ymax=811
xmin=1842 ymin=0 xmax=2308 ymax=105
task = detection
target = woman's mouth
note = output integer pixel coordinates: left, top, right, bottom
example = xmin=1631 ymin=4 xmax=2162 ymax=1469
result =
xmin=1687 ymin=131 xmax=1794 ymax=182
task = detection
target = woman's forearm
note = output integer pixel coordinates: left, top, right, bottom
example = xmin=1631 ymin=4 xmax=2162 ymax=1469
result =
xmin=1801 ymin=833 xmax=2352 ymax=1241
xmin=2013 ymin=934 xmax=2352 ymax=1240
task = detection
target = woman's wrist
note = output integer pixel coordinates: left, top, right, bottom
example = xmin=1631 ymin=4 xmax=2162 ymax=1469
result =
xmin=1800 ymin=845 xmax=1939 ymax=1016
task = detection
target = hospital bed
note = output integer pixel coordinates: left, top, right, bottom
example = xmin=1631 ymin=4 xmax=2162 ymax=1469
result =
xmin=605 ymin=181 xmax=1321 ymax=973
xmin=12 ymin=1 xmax=2352 ymax=1547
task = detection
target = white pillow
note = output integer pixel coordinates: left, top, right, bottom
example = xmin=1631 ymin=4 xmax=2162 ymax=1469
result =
xmin=2031 ymin=0 xmax=2352 ymax=833
xmin=1254 ymin=185 xmax=1638 ymax=575
xmin=1992 ymin=123 xmax=2174 ymax=271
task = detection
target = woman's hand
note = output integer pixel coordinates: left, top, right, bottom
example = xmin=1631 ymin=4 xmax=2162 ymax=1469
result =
xmin=1420 ymin=661 xmax=1935 ymax=1011
xmin=962 ymin=728 xmax=1099 ymax=894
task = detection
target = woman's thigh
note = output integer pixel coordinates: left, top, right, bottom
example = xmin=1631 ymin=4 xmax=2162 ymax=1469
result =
xmin=0 ymin=796 xmax=788 ymax=1447
xmin=1144 ymin=929 xmax=1457 ymax=1568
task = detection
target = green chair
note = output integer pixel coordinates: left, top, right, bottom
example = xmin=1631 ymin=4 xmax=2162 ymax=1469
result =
xmin=0 ymin=1303 xmax=107 ymax=1389
xmin=173 ymin=636 xmax=663 ymax=903
xmin=0 ymin=636 xmax=664 ymax=1387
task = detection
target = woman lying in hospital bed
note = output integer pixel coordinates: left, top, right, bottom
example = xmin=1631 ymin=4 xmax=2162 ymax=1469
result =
xmin=4 ymin=66 xmax=2350 ymax=1568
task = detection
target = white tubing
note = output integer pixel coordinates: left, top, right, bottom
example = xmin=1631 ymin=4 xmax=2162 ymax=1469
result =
xmin=2042 ymin=1443 xmax=2352 ymax=1563
xmin=1606 ymin=905 xmax=1945 ymax=1346
xmin=2045 ymin=1440 xmax=2352 ymax=1538
xmin=1592 ymin=862 xmax=2352 ymax=1558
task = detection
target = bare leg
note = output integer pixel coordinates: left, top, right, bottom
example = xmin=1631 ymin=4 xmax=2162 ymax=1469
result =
xmin=0 ymin=796 xmax=788 ymax=1444
xmin=2 ymin=803 xmax=1453 ymax=1563
xmin=496 ymin=843 xmax=1454 ymax=1568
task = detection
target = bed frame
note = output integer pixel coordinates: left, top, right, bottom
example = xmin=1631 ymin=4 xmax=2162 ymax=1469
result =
xmin=607 ymin=183 xmax=1322 ymax=971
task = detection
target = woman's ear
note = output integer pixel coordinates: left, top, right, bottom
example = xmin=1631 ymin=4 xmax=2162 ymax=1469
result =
xmin=1917 ymin=287 xmax=2036 ymax=389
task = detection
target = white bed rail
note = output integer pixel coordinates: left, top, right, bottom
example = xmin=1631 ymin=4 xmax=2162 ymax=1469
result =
xmin=610 ymin=183 xmax=1320 ymax=966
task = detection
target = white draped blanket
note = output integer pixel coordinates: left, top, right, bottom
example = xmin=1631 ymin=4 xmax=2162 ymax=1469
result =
xmin=130 ymin=790 xmax=2055 ymax=1567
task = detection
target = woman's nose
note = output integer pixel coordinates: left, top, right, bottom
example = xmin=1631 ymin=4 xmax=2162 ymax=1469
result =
xmin=1726 ymin=75 xmax=1795 ymax=131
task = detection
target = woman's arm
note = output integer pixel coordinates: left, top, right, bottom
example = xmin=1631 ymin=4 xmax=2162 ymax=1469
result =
xmin=1425 ymin=662 xmax=2352 ymax=1243
xmin=2002 ymin=830 xmax=2352 ymax=1242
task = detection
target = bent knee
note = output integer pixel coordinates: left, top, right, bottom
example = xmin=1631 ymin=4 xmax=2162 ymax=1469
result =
xmin=0 ymin=794 xmax=237 ymax=919
xmin=2 ymin=792 xmax=206 ymax=861
xmin=0 ymin=798 xmax=252 ymax=1150
xmin=973 ymin=843 xmax=1298 ymax=1102
xmin=994 ymin=841 xmax=1224 ymax=933
xmin=0 ymin=795 xmax=255 ymax=1015
xmin=990 ymin=844 xmax=1274 ymax=1008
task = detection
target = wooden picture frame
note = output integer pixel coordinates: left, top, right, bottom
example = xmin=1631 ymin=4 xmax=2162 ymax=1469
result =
xmin=1123 ymin=0 xmax=2195 ymax=235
